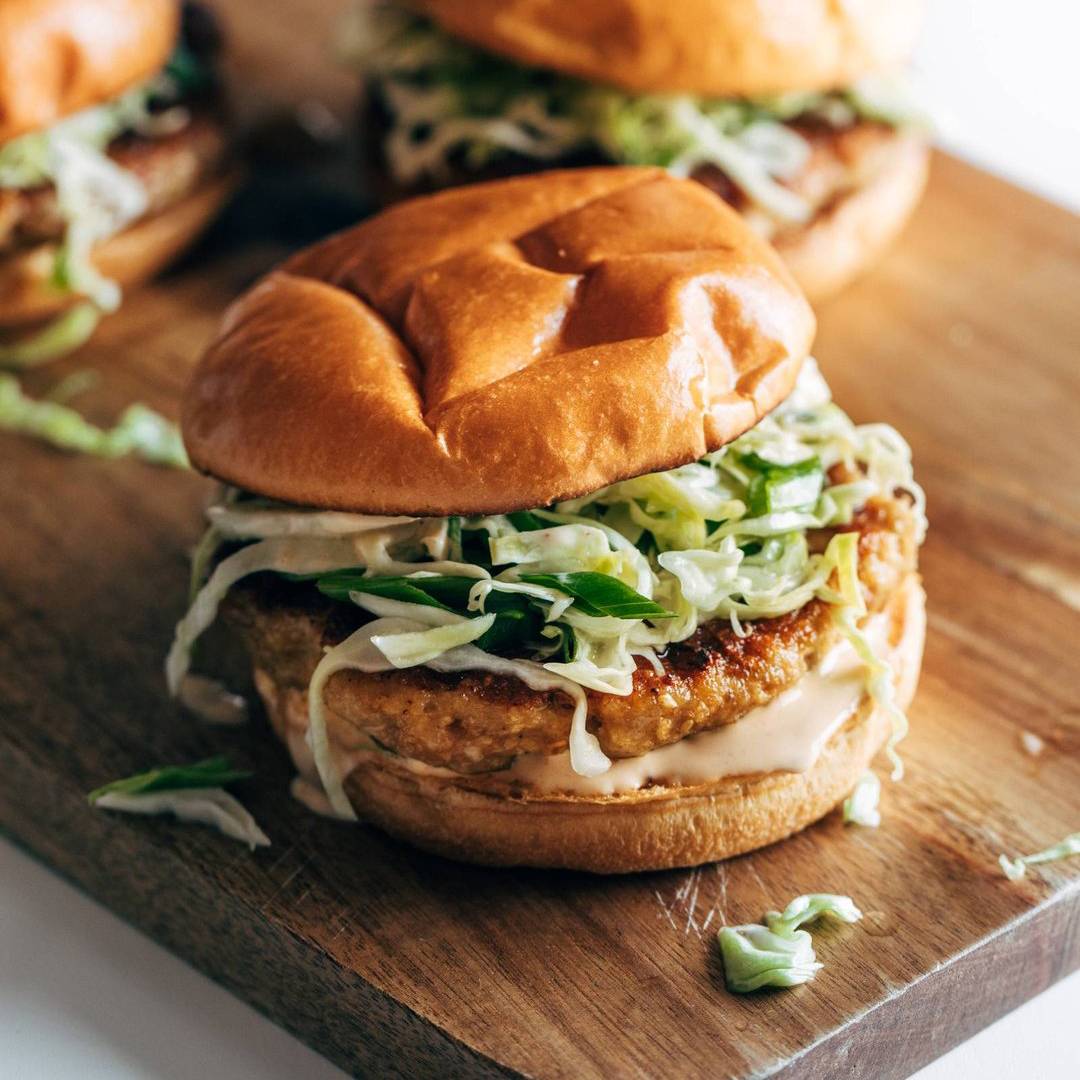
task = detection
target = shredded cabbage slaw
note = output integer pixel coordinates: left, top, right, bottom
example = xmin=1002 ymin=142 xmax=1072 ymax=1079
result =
xmin=343 ymin=2 xmax=927 ymax=225
xmin=169 ymin=361 xmax=925 ymax=814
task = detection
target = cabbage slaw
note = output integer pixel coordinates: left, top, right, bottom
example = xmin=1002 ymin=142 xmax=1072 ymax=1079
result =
xmin=169 ymin=361 xmax=925 ymax=813
xmin=343 ymin=2 xmax=927 ymax=225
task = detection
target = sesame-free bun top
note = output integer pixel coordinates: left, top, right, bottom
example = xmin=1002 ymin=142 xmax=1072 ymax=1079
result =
xmin=403 ymin=0 xmax=925 ymax=97
xmin=0 ymin=0 xmax=178 ymax=143
xmin=183 ymin=168 xmax=815 ymax=516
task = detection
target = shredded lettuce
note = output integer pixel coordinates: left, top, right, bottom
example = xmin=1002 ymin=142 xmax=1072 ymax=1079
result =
xmin=0 ymin=373 xmax=188 ymax=467
xmin=843 ymin=772 xmax=882 ymax=827
xmin=999 ymin=833 xmax=1080 ymax=881
xmin=89 ymin=756 xmax=269 ymax=849
xmin=172 ymin=361 xmax=924 ymax=783
xmin=718 ymin=894 xmax=862 ymax=992
xmin=344 ymin=3 xmax=926 ymax=224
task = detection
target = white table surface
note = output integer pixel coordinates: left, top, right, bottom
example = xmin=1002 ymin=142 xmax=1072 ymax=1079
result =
xmin=3 ymin=1 xmax=1078 ymax=1077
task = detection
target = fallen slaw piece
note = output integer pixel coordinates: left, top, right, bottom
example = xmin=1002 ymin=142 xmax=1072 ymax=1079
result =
xmin=88 ymin=757 xmax=269 ymax=850
xmin=718 ymin=893 xmax=863 ymax=993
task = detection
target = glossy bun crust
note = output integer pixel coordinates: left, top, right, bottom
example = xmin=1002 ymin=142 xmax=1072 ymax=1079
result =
xmin=258 ymin=577 xmax=924 ymax=873
xmin=405 ymin=0 xmax=925 ymax=97
xmin=0 ymin=0 xmax=178 ymax=143
xmin=183 ymin=167 xmax=815 ymax=515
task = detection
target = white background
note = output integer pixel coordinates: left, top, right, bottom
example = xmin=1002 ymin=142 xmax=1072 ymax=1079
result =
xmin=3 ymin=1 xmax=1078 ymax=1077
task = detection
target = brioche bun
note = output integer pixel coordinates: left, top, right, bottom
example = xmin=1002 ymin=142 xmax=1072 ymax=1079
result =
xmin=775 ymin=133 xmax=930 ymax=303
xmin=404 ymin=0 xmax=925 ymax=97
xmin=183 ymin=167 xmax=815 ymax=516
xmin=257 ymin=576 xmax=923 ymax=873
xmin=0 ymin=169 xmax=238 ymax=326
xmin=0 ymin=0 xmax=178 ymax=143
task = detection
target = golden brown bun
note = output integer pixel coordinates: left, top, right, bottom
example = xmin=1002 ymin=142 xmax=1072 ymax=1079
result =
xmin=0 ymin=169 xmax=238 ymax=326
xmin=777 ymin=134 xmax=930 ymax=303
xmin=0 ymin=0 xmax=178 ymax=143
xmin=405 ymin=0 xmax=925 ymax=96
xmin=183 ymin=167 xmax=815 ymax=515
xmin=260 ymin=576 xmax=924 ymax=873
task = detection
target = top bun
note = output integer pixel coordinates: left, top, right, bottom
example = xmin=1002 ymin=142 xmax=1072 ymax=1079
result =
xmin=0 ymin=0 xmax=178 ymax=143
xmin=404 ymin=0 xmax=924 ymax=97
xmin=183 ymin=167 xmax=814 ymax=516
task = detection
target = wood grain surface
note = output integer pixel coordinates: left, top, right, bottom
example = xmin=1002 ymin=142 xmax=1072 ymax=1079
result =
xmin=2 ymin=3 xmax=1079 ymax=1077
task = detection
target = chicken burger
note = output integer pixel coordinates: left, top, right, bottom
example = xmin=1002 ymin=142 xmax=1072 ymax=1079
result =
xmin=345 ymin=0 xmax=930 ymax=302
xmin=0 ymin=0 xmax=235 ymax=365
xmin=171 ymin=167 xmax=925 ymax=872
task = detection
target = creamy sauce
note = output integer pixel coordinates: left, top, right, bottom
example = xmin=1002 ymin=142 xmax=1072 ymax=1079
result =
xmin=508 ymin=651 xmax=863 ymax=796
xmin=398 ymin=631 xmax=868 ymax=796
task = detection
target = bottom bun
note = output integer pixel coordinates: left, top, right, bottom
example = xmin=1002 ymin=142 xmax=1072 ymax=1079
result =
xmin=773 ymin=134 xmax=930 ymax=304
xmin=259 ymin=576 xmax=925 ymax=873
xmin=0 ymin=169 xmax=238 ymax=327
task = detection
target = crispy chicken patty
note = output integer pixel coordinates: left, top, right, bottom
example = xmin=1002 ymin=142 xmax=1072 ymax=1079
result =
xmin=225 ymin=493 xmax=918 ymax=774
xmin=0 ymin=108 xmax=230 ymax=256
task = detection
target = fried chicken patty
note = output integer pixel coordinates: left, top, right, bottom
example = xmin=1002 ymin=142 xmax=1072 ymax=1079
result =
xmin=0 ymin=107 xmax=230 ymax=257
xmin=225 ymin=492 xmax=918 ymax=774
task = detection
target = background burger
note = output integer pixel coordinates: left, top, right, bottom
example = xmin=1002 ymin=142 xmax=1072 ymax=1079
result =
xmin=0 ymin=0 xmax=235 ymax=367
xmin=170 ymin=167 xmax=925 ymax=872
xmin=344 ymin=0 xmax=930 ymax=302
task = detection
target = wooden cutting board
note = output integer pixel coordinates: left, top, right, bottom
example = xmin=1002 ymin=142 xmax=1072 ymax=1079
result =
xmin=2 ymin=4 xmax=1079 ymax=1077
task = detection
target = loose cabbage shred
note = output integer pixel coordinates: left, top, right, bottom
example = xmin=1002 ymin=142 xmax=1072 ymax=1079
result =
xmin=0 ymin=374 xmax=188 ymax=467
xmin=718 ymin=894 xmax=863 ymax=993
xmin=88 ymin=756 xmax=269 ymax=849
xmin=843 ymin=772 xmax=882 ymax=827
xmin=999 ymin=832 xmax=1080 ymax=881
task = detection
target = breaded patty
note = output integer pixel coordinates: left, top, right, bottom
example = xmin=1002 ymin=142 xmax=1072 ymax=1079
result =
xmin=0 ymin=108 xmax=229 ymax=255
xmin=226 ymin=493 xmax=918 ymax=773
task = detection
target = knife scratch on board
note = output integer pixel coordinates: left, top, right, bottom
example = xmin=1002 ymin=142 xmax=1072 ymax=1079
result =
xmin=655 ymin=889 xmax=679 ymax=932
xmin=656 ymin=867 xmax=723 ymax=938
